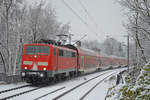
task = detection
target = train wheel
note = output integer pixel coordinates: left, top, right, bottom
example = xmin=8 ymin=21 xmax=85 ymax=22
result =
xmin=53 ymin=75 xmax=58 ymax=83
xmin=57 ymin=75 xmax=62 ymax=82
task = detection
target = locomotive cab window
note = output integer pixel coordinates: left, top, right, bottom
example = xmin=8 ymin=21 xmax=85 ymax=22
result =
xmin=25 ymin=46 xmax=49 ymax=55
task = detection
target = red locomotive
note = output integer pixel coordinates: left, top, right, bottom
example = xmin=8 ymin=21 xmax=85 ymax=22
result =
xmin=21 ymin=40 xmax=127 ymax=83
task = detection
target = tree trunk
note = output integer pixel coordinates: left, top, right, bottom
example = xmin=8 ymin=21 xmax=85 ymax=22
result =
xmin=0 ymin=51 xmax=6 ymax=73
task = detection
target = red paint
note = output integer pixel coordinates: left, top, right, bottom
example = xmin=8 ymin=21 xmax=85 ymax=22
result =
xmin=21 ymin=43 xmax=128 ymax=73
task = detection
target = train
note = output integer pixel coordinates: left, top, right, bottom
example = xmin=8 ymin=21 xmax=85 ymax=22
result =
xmin=21 ymin=39 xmax=128 ymax=83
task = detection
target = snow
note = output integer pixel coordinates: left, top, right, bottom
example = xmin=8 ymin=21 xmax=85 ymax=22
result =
xmin=0 ymin=82 xmax=28 ymax=91
xmin=84 ymin=82 xmax=109 ymax=100
xmin=11 ymin=86 xmax=65 ymax=100
xmin=0 ymin=68 xmax=126 ymax=100
xmin=58 ymin=72 xmax=115 ymax=100
xmin=106 ymin=62 xmax=150 ymax=100
xmin=0 ymin=86 xmax=35 ymax=99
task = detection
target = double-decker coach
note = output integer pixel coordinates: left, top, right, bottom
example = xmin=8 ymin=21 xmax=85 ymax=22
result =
xmin=76 ymin=47 xmax=101 ymax=74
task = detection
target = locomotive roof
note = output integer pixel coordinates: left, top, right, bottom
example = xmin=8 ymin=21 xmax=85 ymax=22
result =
xmin=24 ymin=43 xmax=50 ymax=46
xmin=53 ymin=45 xmax=76 ymax=52
xmin=61 ymin=44 xmax=99 ymax=56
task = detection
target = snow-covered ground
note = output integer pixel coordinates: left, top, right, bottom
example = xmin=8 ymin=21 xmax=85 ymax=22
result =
xmin=0 ymin=82 xmax=28 ymax=91
xmin=0 ymin=68 xmax=126 ymax=100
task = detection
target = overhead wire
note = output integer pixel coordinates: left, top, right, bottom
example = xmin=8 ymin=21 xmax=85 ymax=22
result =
xmin=61 ymin=0 xmax=90 ymax=29
xmin=77 ymin=0 xmax=106 ymax=39
xmin=77 ymin=0 xmax=99 ymax=29
xmin=61 ymin=0 xmax=101 ymax=40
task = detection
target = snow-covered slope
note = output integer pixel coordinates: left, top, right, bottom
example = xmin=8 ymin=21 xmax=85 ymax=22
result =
xmin=106 ymin=62 xmax=150 ymax=100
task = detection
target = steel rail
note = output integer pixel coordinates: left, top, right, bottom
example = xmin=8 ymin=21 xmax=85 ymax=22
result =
xmin=0 ymin=85 xmax=31 ymax=95
xmin=0 ymin=85 xmax=46 ymax=100
xmin=79 ymin=72 xmax=116 ymax=100
xmin=34 ymin=86 xmax=66 ymax=100
xmin=52 ymin=71 xmax=113 ymax=100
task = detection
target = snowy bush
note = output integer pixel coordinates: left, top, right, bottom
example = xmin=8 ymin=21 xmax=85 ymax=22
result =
xmin=106 ymin=62 xmax=150 ymax=100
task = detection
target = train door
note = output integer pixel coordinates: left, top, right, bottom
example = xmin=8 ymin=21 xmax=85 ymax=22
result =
xmin=53 ymin=48 xmax=57 ymax=70
xmin=80 ymin=56 xmax=84 ymax=70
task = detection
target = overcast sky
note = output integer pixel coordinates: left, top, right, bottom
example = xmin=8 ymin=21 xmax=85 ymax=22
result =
xmin=28 ymin=0 xmax=128 ymax=43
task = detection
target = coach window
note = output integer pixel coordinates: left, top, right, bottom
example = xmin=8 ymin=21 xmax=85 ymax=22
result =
xmin=66 ymin=51 xmax=69 ymax=57
xmin=63 ymin=50 xmax=67 ymax=57
xmin=68 ymin=51 xmax=72 ymax=57
xmin=65 ymin=51 xmax=70 ymax=57
xmin=58 ymin=49 xmax=64 ymax=56
xmin=72 ymin=52 xmax=76 ymax=57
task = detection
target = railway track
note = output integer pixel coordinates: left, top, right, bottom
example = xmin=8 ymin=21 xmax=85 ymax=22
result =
xmin=0 ymin=85 xmax=31 ymax=95
xmin=52 ymin=71 xmax=115 ymax=100
xmin=79 ymin=72 xmax=115 ymax=100
xmin=34 ymin=87 xmax=66 ymax=100
xmin=0 ymin=84 xmax=48 ymax=100
xmin=0 ymin=87 xmax=41 ymax=100
xmin=0 ymin=68 xmax=125 ymax=100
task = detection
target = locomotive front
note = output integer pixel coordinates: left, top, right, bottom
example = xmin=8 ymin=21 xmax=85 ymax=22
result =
xmin=21 ymin=44 xmax=51 ymax=83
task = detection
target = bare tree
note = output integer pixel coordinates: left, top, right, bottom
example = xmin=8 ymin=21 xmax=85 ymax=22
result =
xmin=119 ymin=0 xmax=150 ymax=65
xmin=0 ymin=0 xmax=71 ymax=76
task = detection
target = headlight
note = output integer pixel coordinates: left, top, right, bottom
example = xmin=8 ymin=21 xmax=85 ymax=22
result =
xmin=43 ymin=67 xmax=47 ymax=71
xmin=24 ymin=67 xmax=27 ymax=70
xmin=40 ymin=73 xmax=44 ymax=77
xmin=34 ymin=55 xmax=37 ymax=58
xmin=21 ymin=72 xmax=26 ymax=77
